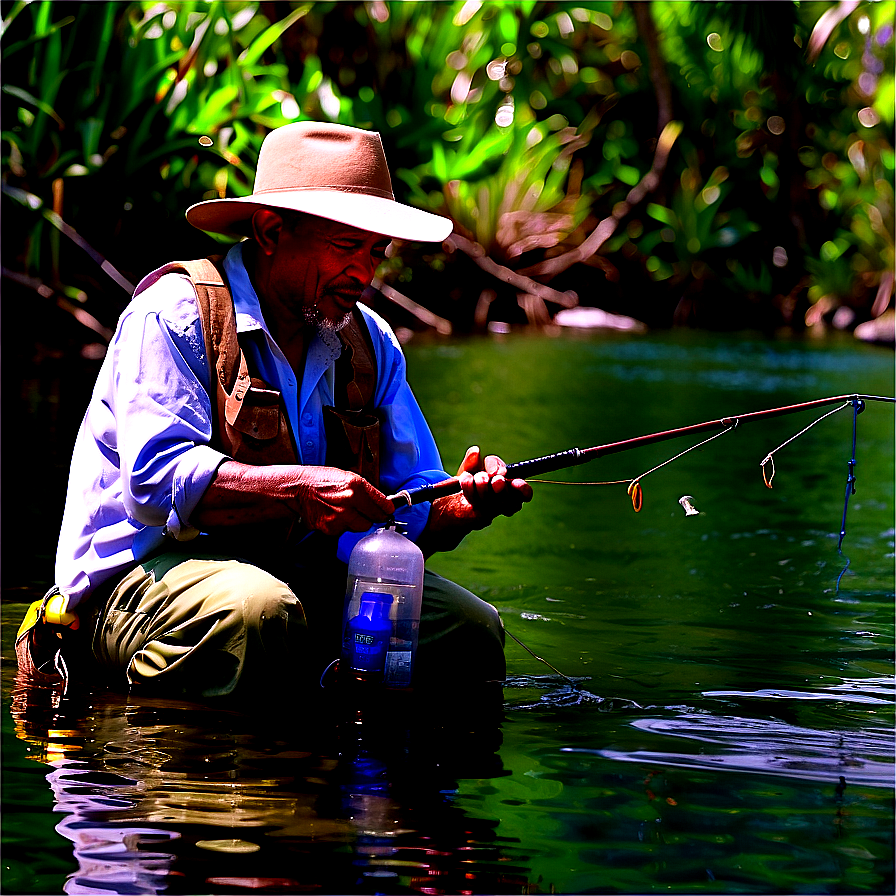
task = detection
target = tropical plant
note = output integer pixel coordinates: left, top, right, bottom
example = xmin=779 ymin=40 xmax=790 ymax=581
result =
xmin=2 ymin=0 xmax=893 ymax=341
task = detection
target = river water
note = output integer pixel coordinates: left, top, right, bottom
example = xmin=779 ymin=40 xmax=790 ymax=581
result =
xmin=2 ymin=330 xmax=893 ymax=894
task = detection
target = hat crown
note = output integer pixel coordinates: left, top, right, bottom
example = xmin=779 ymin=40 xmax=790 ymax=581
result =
xmin=254 ymin=122 xmax=394 ymax=200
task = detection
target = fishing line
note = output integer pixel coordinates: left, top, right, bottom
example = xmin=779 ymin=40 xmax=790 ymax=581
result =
xmin=529 ymin=477 xmax=630 ymax=486
xmin=747 ymin=398 xmax=863 ymax=589
xmin=836 ymin=398 xmax=865 ymax=590
xmin=837 ymin=398 xmax=864 ymax=553
xmin=626 ymin=420 xmax=737 ymax=506
xmin=760 ymin=401 xmax=850 ymax=488
xmin=503 ymin=626 xmax=580 ymax=689
xmin=530 ymin=421 xmax=737 ymax=512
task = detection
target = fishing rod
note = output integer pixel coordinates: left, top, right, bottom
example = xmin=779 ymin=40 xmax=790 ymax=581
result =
xmin=387 ymin=393 xmax=895 ymax=508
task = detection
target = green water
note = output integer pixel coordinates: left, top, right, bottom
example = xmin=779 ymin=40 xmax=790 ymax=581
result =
xmin=2 ymin=330 xmax=893 ymax=895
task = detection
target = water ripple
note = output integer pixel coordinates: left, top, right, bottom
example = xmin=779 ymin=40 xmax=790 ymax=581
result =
xmin=564 ymin=712 xmax=894 ymax=787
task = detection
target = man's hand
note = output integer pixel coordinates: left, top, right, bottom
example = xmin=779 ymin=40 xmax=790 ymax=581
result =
xmin=417 ymin=446 xmax=533 ymax=556
xmin=192 ymin=461 xmax=394 ymax=539
xmin=455 ymin=446 xmax=533 ymax=527
xmin=287 ymin=465 xmax=395 ymax=536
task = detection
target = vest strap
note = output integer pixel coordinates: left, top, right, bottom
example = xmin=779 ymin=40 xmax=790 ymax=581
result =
xmin=156 ymin=257 xmax=381 ymax=489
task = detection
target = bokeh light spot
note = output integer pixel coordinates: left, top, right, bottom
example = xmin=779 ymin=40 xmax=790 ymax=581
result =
xmin=857 ymin=106 xmax=881 ymax=127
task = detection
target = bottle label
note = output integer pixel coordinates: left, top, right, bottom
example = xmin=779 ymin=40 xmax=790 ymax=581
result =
xmin=383 ymin=650 xmax=412 ymax=687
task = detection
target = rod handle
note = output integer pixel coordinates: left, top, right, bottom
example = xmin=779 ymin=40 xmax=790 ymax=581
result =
xmin=506 ymin=447 xmax=587 ymax=479
xmin=387 ymin=478 xmax=460 ymax=508
xmin=387 ymin=448 xmax=588 ymax=508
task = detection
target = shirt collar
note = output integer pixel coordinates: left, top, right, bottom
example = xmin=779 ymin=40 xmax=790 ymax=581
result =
xmin=223 ymin=242 xmax=270 ymax=335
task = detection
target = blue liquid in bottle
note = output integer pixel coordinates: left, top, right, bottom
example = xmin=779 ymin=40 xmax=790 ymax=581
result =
xmin=344 ymin=592 xmax=393 ymax=681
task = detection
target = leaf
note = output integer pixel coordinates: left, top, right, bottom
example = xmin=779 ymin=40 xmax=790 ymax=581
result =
xmin=431 ymin=140 xmax=448 ymax=183
xmin=1 ymin=84 xmax=64 ymax=128
xmin=89 ymin=4 xmax=117 ymax=96
xmin=874 ymin=74 xmax=895 ymax=126
xmin=125 ymin=51 xmax=183 ymax=118
xmin=451 ymin=129 xmax=513 ymax=179
xmin=43 ymin=148 xmax=81 ymax=179
xmin=807 ymin=0 xmax=860 ymax=63
xmin=615 ymin=163 xmax=640 ymax=186
xmin=191 ymin=84 xmax=240 ymax=132
xmin=79 ymin=118 xmax=104 ymax=160
xmin=647 ymin=202 xmax=677 ymax=227
xmin=0 ymin=0 xmax=29 ymax=41
xmin=498 ymin=7 xmax=518 ymax=45
xmin=238 ymin=5 xmax=312 ymax=68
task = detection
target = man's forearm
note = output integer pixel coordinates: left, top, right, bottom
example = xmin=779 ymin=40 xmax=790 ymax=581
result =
xmin=191 ymin=461 xmax=301 ymax=529
xmin=190 ymin=460 xmax=395 ymax=537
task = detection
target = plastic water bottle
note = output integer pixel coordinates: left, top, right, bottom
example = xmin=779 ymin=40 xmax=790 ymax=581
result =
xmin=342 ymin=522 xmax=424 ymax=688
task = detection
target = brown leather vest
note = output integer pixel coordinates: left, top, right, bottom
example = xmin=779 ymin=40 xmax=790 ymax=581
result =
xmin=157 ymin=257 xmax=381 ymax=487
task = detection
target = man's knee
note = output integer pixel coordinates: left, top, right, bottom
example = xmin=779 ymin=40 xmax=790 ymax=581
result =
xmin=215 ymin=562 xmax=305 ymax=636
xmin=415 ymin=571 xmax=506 ymax=684
xmin=95 ymin=556 xmax=307 ymax=697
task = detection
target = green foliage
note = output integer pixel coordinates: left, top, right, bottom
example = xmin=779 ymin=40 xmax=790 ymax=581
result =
xmin=1 ymin=0 xmax=893 ymax=337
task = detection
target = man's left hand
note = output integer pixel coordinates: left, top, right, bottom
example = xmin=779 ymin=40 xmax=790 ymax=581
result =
xmin=417 ymin=446 xmax=533 ymax=556
xmin=455 ymin=446 xmax=532 ymax=526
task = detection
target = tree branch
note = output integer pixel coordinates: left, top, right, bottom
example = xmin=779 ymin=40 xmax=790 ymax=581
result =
xmin=445 ymin=232 xmax=579 ymax=308
xmin=370 ymin=277 xmax=453 ymax=335
xmin=521 ymin=120 xmax=683 ymax=282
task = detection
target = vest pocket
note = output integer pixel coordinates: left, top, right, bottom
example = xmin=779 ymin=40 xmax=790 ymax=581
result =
xmin=323 ymin=406 xmax=381 ymax=489
xmin=225 ymin=381 xmax=282 ymax=440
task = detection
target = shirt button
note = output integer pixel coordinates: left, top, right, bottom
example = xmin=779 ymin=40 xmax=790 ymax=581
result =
xmin=302 ymin=413 xmax=312 ymax=424
xmin=305 ymin=440 xmax=314 ymax=449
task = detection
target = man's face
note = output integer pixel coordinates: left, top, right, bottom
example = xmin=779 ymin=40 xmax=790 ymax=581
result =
xmin=267 ymin=213 xmax=390 ymax=330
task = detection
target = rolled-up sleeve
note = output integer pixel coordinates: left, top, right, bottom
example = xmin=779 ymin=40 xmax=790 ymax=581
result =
xmin=56 ymin=272 xmax=230 ymax=605
xmin=109 ymin=290 xmax=228 ymax=535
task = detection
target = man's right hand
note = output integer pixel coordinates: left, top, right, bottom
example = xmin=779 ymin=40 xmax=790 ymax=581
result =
xmin=192 ymin=461 xmax=394 ymax=538
xmin=286 ymin=465 xmax=395 ymax=536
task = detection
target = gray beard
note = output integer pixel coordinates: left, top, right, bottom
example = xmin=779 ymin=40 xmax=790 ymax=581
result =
xmin=304 ymin=304 xmax=352 ymax=334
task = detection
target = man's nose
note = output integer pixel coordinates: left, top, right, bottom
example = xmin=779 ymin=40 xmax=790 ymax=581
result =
xmin=347 ymin=250 xmax=380 ymax=283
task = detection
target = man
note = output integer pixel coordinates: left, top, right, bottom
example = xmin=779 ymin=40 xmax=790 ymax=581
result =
xmin=16 ymin=121 xmax=532 ymax=700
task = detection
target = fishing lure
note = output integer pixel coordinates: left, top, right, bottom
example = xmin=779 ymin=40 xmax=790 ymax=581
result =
xmin=679 ymin=495 xmax=700 ymax=516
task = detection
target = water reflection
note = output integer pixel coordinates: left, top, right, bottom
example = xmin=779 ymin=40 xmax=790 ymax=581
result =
xmin=574 ymin=711 xmax=893 ymax=786
xmin=10 ymin=668 xmax=525 ymax=895
xmin=505 ymin=674 xmax=893 ymax=787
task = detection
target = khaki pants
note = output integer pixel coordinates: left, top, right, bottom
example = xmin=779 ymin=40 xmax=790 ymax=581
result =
xmin=89 ymin=539 xmax=506 ymax=699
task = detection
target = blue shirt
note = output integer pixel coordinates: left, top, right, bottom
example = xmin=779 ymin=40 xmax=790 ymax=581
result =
xmin=55 ymin=243 xmax=446 ymax=609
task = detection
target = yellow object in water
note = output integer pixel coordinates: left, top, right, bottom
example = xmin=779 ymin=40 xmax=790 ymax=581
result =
xmin=16 ymin=592 xmax=79 ymax=641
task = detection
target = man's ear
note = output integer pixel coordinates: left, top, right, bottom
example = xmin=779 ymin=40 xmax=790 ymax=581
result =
xmin=250 ymin=209 xmax=285 ymax=256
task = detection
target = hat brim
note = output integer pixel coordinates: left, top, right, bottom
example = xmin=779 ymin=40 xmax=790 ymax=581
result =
xmin=186 ymin=189 xmax=453 ymax=242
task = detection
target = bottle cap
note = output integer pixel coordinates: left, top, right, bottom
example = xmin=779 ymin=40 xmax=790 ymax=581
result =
xmin=388 ymin=519 xmax=409 ymax=536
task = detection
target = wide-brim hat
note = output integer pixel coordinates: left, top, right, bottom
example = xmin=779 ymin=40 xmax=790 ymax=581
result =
xmin=186 ymin=121 xmax=453 ymax=242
